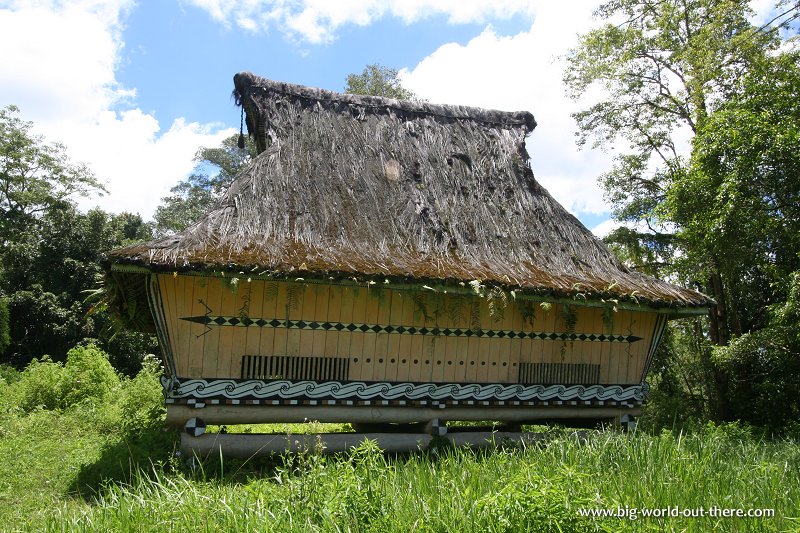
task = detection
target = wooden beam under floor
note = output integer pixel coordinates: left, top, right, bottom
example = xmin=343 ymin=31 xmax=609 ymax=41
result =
xmin=181 ymin=430 xmax=593 ymax=457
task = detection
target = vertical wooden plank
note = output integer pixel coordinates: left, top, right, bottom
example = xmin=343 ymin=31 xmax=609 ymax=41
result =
xmin=243 ymin=280 xmax=265 ymax=375
xmin=441 ymin=295 xmax=459 ymax=383
xmin=337 ymin=286 xmax=355 ymax=378
xmin=428 ymin=336 xmax=443 ymax=383
xmin=285 ymin=282 xmax=306 ymax=359
xmin=185 ymin=276 xmax=207 ymax=378
xmin=627 ymin=311 xmax=654 ymax=384
xmin=586 ymin=307 xmax=602 ymax=384
xmin=545 ymin=303 xmax=562 ymax=370
xmin=323 ymin=284 xmax=342 ymax=358
xmin=214 ymin=278 xmax=237 ymax=378
xmin=228 ymin=279 xmax=252 ymax=378
xmin=350 ymin=287 xmax=368 ymax=379
xmin=373 ymin=287 xmax=392 ymax=382
xmin=156 ymin=274 xmax=177 ymax=372
xmin=507 ymin=300 xmax=525 ymax=383
xmin=257 ymin=280 xmax=278 ymax=359
xmin=428 ymin=293 xmax=445 ymax=383
xmin=362 ymin=287 xmax=381 ymax=380
xmin=607 ymin=309 xmax=627 ymax=384
xmin=165 ymin=274 xmax=182 ymax=376
xmin=271 ymin=281 xmax=288 ymax=359
xmin=478 ymin=298 xmax=498 ymax=383
xmin=385 ymin=289 xmax=403 ymax=382
xmin=521 ymin=301 xmax=548 ymax=369
xmin=311 ymin=284 xmax=330 ymax=362
xmin=403 ymin=292 xmax=423 ymax=382
xmin=622 ymin=310 xmax=638 ymax=384
xmin=465 ymin=297 xmax=480 ymax=383
xmin=295 ymin=284 xmax=316 ymax=364
xmin=447 ymin=294 xmax=471 ymax=382
xmin=418 ymin=293 xmax=436 ymax=383
xmin=175 ymin=274 xmax=195 ymax=377
xmin=494 ymin=301 xmax=514 ymax=383
xmin=394 ymin=292 xmax=412 ymax=381
xmin=200 ymin=277 xmax=223 ymax=378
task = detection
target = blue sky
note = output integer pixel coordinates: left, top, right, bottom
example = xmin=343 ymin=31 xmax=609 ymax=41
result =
xmin=0 ymin=0 xmax=779 ymax=234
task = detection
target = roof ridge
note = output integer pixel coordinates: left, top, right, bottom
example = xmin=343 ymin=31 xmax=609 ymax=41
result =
xmin=233 ymin=71 xmax=537 ymax=132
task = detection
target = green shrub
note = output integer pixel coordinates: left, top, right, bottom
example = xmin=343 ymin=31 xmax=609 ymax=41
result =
xmin=0 ymin=297 xmax=10 ymax=357
xmin=117 ymin=354 xmax=165 ymax=435
xmin=15 ymin=344 xmax=120 ymax=411
xmin=16 ymin=356 xmax=66 ymax=411
xmin=0 ymin=363 xmax=20 ymax=385
xmin=61 ymin=344 xmax=121 ymax=407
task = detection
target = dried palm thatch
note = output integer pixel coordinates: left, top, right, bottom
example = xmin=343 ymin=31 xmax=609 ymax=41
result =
xmin=107 ymin=72 xmax=710 ymax=308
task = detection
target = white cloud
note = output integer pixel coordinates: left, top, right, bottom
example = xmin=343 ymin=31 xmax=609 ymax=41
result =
xmin=401 ymin=2 xmax=616 ymax=217
xmin=0 ymin=0 xmax=233 ymax=219
xmin=185 ymin=0 xmax=537 ymax=43
xmin=591 ymin=219 xmax=621 ymax=238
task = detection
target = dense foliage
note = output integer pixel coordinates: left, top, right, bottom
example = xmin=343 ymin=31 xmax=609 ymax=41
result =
xmin=0 ymin=106 xmax=157 ymax=374
xmin=152 ymin=134 xmax=256 ymax=236
xmin=344 ymin=63 xmax=416 ymax=100
xmin=567 ymin=0 xmax=800 ymax=430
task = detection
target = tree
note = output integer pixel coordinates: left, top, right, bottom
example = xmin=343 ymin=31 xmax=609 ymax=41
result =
xmin=565 ymin=0 xmax=799 ymax=424
xmin=668 ymin=51 xmax=800 ymax=332
xmin=153 ymin=134 xmax=256 ymax=235
xmin=1 ymin=203 xmax=157 ymax=371
xmin=0 ymin=105 xmax=106 ymax=243
xmin=345 ymin=63 xmax=416 ymax=100
xmin=564 ymin=0 xmax=783 ymax=339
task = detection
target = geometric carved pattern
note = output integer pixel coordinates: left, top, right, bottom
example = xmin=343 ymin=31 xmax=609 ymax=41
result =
xmin=519 ymin=363 xmax=601 ymax=385
xmin=162 ymin=377 xmax=649 ymax=404
xmin=180 ymin=315 xmax=643 ymax=343
xmin=241 ymin=355 xmax=349 ymax=381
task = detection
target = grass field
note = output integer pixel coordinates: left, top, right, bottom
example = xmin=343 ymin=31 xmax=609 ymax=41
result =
xmin=1 ymin=349 xmax=799 ymax=532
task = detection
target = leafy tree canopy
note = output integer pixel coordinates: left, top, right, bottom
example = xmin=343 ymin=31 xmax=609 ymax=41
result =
xmin=344 ymin=63 xmax=416 ymax=100
xmin=153 ymin=134 xmax=256 ymax=235
xmin=566 ymin=0 xmax=800 ymax=426
xmin=0 ymin=105 xmax=106 ymax=243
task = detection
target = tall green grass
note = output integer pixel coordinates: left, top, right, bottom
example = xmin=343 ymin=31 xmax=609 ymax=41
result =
xmin=1 ymin=348 xmax=798 ymax=532
xmin=38 ymin=428 xmax=800 ymax=533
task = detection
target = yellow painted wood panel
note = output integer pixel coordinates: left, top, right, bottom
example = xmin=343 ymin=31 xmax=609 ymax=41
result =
xmin=374 ymin=288 xmax=393 ymax=381
xmin=285 ymin=283 xmax=305 ymax=358
xmin=199 ymin=278 xmax=223 ymax=378
xmin=271 ymin=282 xmax=288 ymax=358
xmin=311 ymin=284 xmax=330 ymax=358
xmin=229 ymin=282 xmax=252 ymax=378
xmin=588 ymin=308 xmax=604 ymax=383
xmin=349 ymin=288 xmax=368 ymax=380
xmin=392 ymin=291 xmax=420 ymax=382
xmin=338 ymin=287 xmax=356 ymax=376
xmin=244 ymin=280 xmax=265 ymax=375
xmin=324 ymin=285 xmax=342 ymax=358
xmin=385 ymin=289 xmax=403 ymax=382
xmin=215 ymin=279 xmax=238 ymax=378
xmin=157 ymin=275 xmax=178 ymax=372
xmin=295 ymin=284 xmax=316 ymax=359
xmin=155 ymin=275 xmax=665 ymax=385
xmin=257 ymin=281 xmax=278 ymax=362
xmin=361 ymin=288 xmax=381 ymax=380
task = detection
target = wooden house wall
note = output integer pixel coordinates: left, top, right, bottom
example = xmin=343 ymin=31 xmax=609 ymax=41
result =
xmin=155 ymin=274 xmax=660 ymax=385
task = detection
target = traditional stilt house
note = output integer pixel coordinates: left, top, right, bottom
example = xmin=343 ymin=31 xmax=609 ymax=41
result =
xmin=106 ymin=72 xmax=711 ymax=452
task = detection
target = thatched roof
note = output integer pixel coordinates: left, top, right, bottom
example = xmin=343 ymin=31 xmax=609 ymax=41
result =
xmin=108 ymin=72 xmax=710 ymax=308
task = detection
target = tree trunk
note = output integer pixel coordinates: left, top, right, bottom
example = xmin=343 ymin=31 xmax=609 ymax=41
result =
xmin=705 ymin=270 xmax=731 ymax=420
